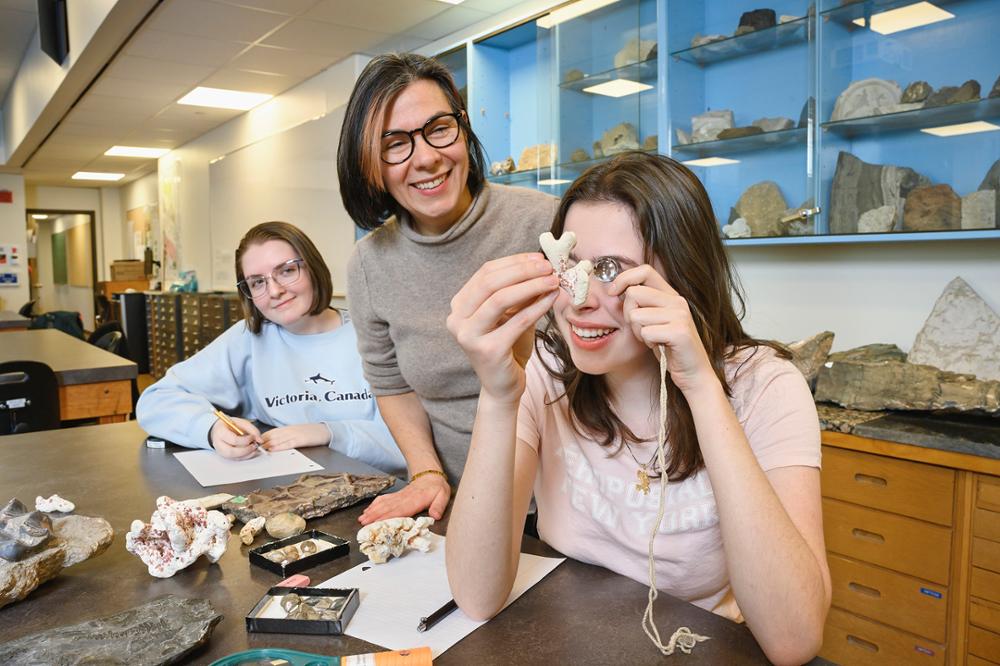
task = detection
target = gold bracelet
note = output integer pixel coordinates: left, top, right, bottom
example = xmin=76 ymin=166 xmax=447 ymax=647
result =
xmin=410 ymin=469 xmax=448 ymax=483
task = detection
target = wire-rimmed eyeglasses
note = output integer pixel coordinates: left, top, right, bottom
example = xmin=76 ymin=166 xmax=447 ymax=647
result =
xmin=237 ymin=258 xmax=304 ymax=299
xmin=380 ymin=112 xmax=463 ymax=165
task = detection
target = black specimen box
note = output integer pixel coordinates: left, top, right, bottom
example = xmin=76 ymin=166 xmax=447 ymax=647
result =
xmin=246 ymin=586 xmax=360 ymax=635
xmin=249 ymin=530 xmax=350 ymax=576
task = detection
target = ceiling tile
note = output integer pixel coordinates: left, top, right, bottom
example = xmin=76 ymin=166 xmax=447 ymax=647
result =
xmin=460 ymin=0 xmax=526 ymax=11
xmin=304 ymin=0 xmax=447 ymax=34
xmin=73 ymin=93 xmax=170 ymax=118
xmin=261 ymin=18 xmax=389 ymax=58
xmin=407 ymin=6 xmax=492 ymax=40
xmin=228 ymin=44 xmax=333 ymax=78
xmin=201 ymin=68 xmax=295 ymax=96
xmin=25 ymin=157 xmax=89 ymax=171
xmin=147 ymin=0 xmax=291 ymax=43
xmin=89 ymin=77 xmax=189 ymax=108
xmin=105 ymin=55 xmax=215 ymax=87
xmin=65 ymin=107 xmax=150 ymax=130
xmin=214 ymin=0 xmax=321 ymax=15
xmin=55 ymin=123 xmax=126 ymax=141
xmin=83 ymin=155 xmax=157 ymax=171
xmin=33 ymin=142 xmax=106 ymax=160
xmin=127 ymin=29 xmax=249 ymax=68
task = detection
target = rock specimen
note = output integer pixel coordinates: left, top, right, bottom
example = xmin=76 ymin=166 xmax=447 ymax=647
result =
xmin=691 ymin=34 xmax=726 ymax=48
xmin=265 ymin=512 xmax=306 ymax=539
xmin=540 ymin=231 xmax=593 ymax=306
xmin=569 ymin=148 xmax=590 ymax=163
xmin=979 ymin=159 xmax=1000 ymax=226
xmin=221 ymin=473 xmax=395 ymax=523
xmin=816 ymin=403 xmax=883 ymax=434
xmin=1 ymin=511 xmax=113 ymax=609
xmin=489 ymin=157 xmax=515 ymax=176
xmin=0 ymin=499 xmax=52 ymax=561
xmin=858 ymin=205 xmax=897 ymax=233
xmin=126 ymin=496 xmax=230 ymax=578
xmin=193 ymin=493 xmax=233 ymax=510
xmin=35 ymin=494 xmax=74 ymax=513
xmin=598 ymin=122 xmax=639 ymax=156
xmin=908 ymin=277 xmax=1000 ymax=382
xmin=752 ymin=116 xmax=794 ymax=132
xmin=675 ymin=128 xmax=690 ymax=145
xmin=733 ymin=181 xmax=789 ymax=236
xmin=902 ymin=184 xmax=961 ymax=231
xmin=642 ymin=134 xmax=658 ymax=151
xmin=901 ymin=80 xmax=932 ymax=104
xmin=990 ymin=74 xmax=1000 ymax=99
xmin=240 ymin=516 xmax=265 ymax=545
xmin=736 ymin=8 xmax=776 ymax=34
xmin=517 ymin=143 xmax=556 ymax=171
xmin=828 ymin=151 xmax=930 ymax=234
xmin=691 ymin=109 xmax=734 ymax=143
xmin=357 ymin=516 xmax=435 ymax=564
xmin=814 ymin=344 xmax=1000 ymax=413
xmin=786 ymin=331 xmax=835 ymax=392
xmin=923 ymin=80 xmax=980 ymax=108
xmin=831 ymin=78 xmax=901 ymax=121
xmin=614 ymin=38 xmax=657 ymax=68
xmin=564 ymin=68 xmax=585 ymax=84
xmin=0 ymin=596 xmax=221 ymax=665
xmin=962 ymin=190 xmax=996 ymax=229
xmin=717 ymin=126 xmax=764 ymax=140
xmin=722 ymin=218 xmax=751 ymax=239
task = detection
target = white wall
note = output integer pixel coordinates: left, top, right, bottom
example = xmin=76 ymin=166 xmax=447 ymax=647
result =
xmin=0 ymin=173 xmax=29 ymax=310
xmin=36 ymin=213 xmax=95 ymax=327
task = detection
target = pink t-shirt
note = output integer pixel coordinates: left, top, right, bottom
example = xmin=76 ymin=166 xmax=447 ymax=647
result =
xmin=516 ymin=345 xmax=821 ymax=623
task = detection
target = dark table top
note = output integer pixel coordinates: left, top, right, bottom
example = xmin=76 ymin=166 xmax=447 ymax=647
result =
xmin=0 ymin=421 xmax=780 ymax=665
xmin=0 ymin=311 xmax=29 ymax=329
xmin=0 ymin=329 xmax=136 ymax=384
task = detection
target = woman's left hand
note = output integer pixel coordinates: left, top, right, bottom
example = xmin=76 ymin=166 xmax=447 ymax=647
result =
xmin=261 ymin=423 xmax=331 ymax=451
xmin=608 ymin=265 xmax=718 ymax=396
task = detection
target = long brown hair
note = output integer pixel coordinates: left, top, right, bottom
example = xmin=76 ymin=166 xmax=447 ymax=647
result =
xmin=538 ymin=152 xmax=788 ymax=482
xmin=235 ymin=221 xmax=333 ymax=334
xmin=337 ymin=53 xmax=488 ymax=230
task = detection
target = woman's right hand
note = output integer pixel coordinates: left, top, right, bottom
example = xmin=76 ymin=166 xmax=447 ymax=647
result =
xmin=447 ymin=252 xmax=559 ymax=403
xmin=210 ymin=416 xmax=263 ymax=459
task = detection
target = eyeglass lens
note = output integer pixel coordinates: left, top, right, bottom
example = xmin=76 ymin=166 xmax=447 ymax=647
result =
xmin=381 ymin=114 xmax=461 ymax=164
xmin=241 ymin=260 xmax=301 ymax=297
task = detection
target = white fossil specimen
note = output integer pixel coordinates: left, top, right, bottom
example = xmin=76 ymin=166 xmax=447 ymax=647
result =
xmin=540 ymin=231 xmax=593 ymax=306
xmin=356 ymin=516 xmax=435 ymax=564
xmin=239 ymin=516 xmax=265 ymax=545
xmin=125 ymin=496 xmax=230 ymax=578
xmin=35 ymin=494 xmax=74 ymax=513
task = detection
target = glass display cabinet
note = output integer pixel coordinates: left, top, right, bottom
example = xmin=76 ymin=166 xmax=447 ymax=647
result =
xmin=435 ymin=45 xmax=467 ymax=110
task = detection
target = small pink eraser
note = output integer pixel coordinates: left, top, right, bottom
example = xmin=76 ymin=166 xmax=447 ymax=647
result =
xmin=276 ymin=574 xmax=311 ymax=588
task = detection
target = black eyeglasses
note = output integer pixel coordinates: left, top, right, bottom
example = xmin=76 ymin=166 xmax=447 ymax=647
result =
xmin=237 ymin=258 xmax=304 ymax=299
xmin=380 ymin=112 xmax=463 ymax=165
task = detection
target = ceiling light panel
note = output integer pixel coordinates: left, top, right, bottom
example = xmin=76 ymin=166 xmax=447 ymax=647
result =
xmin=105 ymin=146 xmax=171 ymax=158
xmin=537 ymin=0 xmax=621 ymax=29
xmin=852 ymin=2 xmax=954 ymax=35
xmin=178 ymin=86 xmax=273 ymax=110
xmin=681 ymin=157 xmax=740 ymax=167
xmin=72 ymin=172 xmax=125 ymax=181
xmin=581 ymin=79 xmax=653 ymax=98
xmin=920 ymin=121 xmax=1000 ymax=137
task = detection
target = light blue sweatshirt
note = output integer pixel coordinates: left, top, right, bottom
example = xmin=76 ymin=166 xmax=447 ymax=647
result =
xmin=136 ymin=312 xmax=405 ymax=476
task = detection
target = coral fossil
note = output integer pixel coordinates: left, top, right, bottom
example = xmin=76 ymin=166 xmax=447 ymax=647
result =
xmin=126 ymin=496 xmax=230 ymax=578
xmin=357 ymin=516 xmax=435 ymax=564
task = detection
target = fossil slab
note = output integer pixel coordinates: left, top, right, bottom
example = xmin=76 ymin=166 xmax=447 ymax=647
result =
xmin=733 ymin=181 xmax=789 ymax=236
xmin=0 ymin=595 xmax=221 ymax=666
xmin=829 ymin=151 xmax=930 ymax=234
xmin=903 ymin=184 xmax=961 ymax=231
xmin=831 ymin=78 xmax=901 ymax=121
xmin=962 ymin=190 xmax=996 ymax=230
xmin=786 ymin=331 xmax=834 ymax=392
xmin=222 ymin=473 xmax=395 ymax=524
xmin=815 ymin=344 xmax=1000 ymax=413
xmin=718 ymin=126 xmax=763 ymax=140
xmin=909 ymin=277 xmax=1000 ymax=382
xmin=858 ymin=204 xmax=897 ymax=233
xmin=691 ymin=110 xmax=734 ymax=143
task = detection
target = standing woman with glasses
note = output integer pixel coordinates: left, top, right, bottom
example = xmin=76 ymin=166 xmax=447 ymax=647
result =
xmin=137 ymin=221 xmax=405 ymax=475
xmin=338 ymin=53 xmax=559 ymax=524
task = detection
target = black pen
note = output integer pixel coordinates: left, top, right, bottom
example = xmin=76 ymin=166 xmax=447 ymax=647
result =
xmin=417 ymin=598 xmax=458 ymax=632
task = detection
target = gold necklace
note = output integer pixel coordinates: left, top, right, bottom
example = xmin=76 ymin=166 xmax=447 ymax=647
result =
xmin=623 ymin=440 xmax=661 ymax=495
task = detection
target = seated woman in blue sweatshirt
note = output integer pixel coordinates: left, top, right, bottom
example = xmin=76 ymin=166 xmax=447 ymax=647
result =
xmin=137 ymin=221 xmax=405 ymax=476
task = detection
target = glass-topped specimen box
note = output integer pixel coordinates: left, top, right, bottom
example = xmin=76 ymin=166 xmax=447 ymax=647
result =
xmin=668 ymin=0 xmax=817 ymax=241
xmin=818 ymin=0 xmax=1000 ymax=240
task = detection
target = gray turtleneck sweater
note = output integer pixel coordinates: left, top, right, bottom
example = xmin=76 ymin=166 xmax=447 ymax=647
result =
xmin=346 ymin=182 xmax=559 ymax=482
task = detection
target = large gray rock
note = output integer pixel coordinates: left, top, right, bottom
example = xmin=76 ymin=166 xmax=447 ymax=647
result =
xmin=962 ymin=190 xmax=996 ymax=229
xmin=923 ymin=80 xmax=980 ymax=108
xmin=814 ymin=344 xmax=1000 ymax=413
xmin=0 ymin=596 xmax=221 ymax=665
xmin=598 ymin=122 xmax=640 ymax=156
xmin=901 ymin=80 xmax=932 ymax=103
xmin=614 ymin=38 xmax=656 ymax=68
xmin=858 ymin=205 xmax=897 ymax=233
xmin=902 ymin=184 xmax=961 ymax=231
xmin=786 ymin=331 xmax=834 ymax=392
xmin=908 ymin=277 xmax=1000 ymax=382
xmin=831 ymin=78 xmax=901 ymax=121
xmin=829 ymin=152 xmax=930 ymax=234
xmin=733 ymin=181 xmax=789 ymax=237
xmin=222 ymin=472 xmax=395 ymax=523
xmin=691 ymin=110 xmax=734 ymax=143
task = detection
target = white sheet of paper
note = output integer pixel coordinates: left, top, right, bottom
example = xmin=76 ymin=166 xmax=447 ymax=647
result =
xmin=172 ymin=449 xmax=323 ymax=486
xmin=319 ymin=533 xmax=564 ymax=658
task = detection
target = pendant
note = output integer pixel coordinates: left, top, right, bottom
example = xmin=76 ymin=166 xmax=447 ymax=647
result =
xmin=635 ymin=466 xmax=650 ymax=495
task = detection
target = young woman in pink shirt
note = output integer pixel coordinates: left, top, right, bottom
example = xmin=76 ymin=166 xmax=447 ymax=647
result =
xmin=445 ymin=152 xmax=831 ymax=665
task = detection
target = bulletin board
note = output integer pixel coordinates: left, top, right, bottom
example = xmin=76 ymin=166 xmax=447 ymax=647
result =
xmin=67 ymin=222 xmax=92 ymax=286
xmin=52 ymin=231 xmax=67 ymax=284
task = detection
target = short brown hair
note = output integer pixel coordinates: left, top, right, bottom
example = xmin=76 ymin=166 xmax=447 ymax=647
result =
xmin=538 ymin=152 xmax=788 ymax=482
xmin=337 ymin=53 xmax=487 ymax=230
xmin=234 ymin=221 xmax=333 ymax=334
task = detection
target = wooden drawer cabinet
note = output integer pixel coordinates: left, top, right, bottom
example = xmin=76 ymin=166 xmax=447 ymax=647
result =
xmin=968 ymin=625 xmax=1000 ymax=663
xmin=823 ymin=607 xmax=945 ymax=666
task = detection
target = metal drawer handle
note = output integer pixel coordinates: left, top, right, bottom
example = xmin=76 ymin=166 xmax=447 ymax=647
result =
xmin=854 ymin=473 xmax=887 ymax=487
xmin=851 ymin=528 xmax=885 ymax=544
xmin=848 ymin=581 xmax=882 ymax=598
xmin=846 ymin=635 xmax=879 ymax=653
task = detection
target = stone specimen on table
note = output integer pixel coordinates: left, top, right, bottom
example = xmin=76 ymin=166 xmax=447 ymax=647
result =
xmin=221 ymin=473 xmax=395 ymax=524
xmin=35 ymin=494 xmax=74 ymax=513
xmin=614 ymin=38 xmax=657 ymax=69
xmin=814 ymin=344 xmax=1000 ymax=413
xmin=722 ymin=218 xmax=751 ymax=239
xmin=564 ymin=68 xmax=585 ymax=84
xmin=0 ymin=499 xmax=52 ymax=561
xmin=831 ymin=78 xmax=901 ymax=121
xmin=798 ymin=96 xmax=815 ymax=128
xmin=598 ymin=122 xmax=640 ymax=156
xmin=962 ymin=190 xmax=996 ymax=230
xmin=718 ymin=126 xmax=764 ymax=140
xmin=0 ymin=595 xmax=221 ymax=665
xmin=517 ymin=143 xmax=556 ymax=171
xmin=858 ymin=205 xmax=897 ymax=233
xmin=923 ymin=80 xmax=980 ymax=108
xmin=691 ymin=34 xmax=726 ymax=48
xmin=489 ymin=157 xmax=515 ymax=176
xmin=193 ymin=492 xmax=233 ymax=510
xmin=239 ymin=515 xmax=265 ymax=545
xmin=642 ymin=134 xmax=658 ymax=151
xmin=901 ymin=80 xmax=932 ymax=104
xmin=733 ymin=181 xmax=789 ymax=237
xmin=908 ymin=277 xmax=1000 ymax=383
xmin=828 ymin=151 xmax=930 ymax=234
xmin=265 ymin=512 xmax=306 ymax=539
xmin=752 ymin=116 xmax=794 ymax=132
xmin=736 ymin=8 xmax=776 ymax=35
xmin=570 ymin=148 xmax=590 ymax=163
xmin=675 ymin=128 xmax=690 ymax=145
xmin=902 ymin=184 xmax=961 ymax=231
xmin=816 ymin=403 xmax=884 ymax=434
xmin=786 ymin=331 xmax=834 ymax=392
xmin=1 ymin=512 xmax=113 ymax=610
xmin=691 ymin=109 xmax=734 ymax=143
xmin=357 ymin=516 xmax=435 ymax=564
xmin=126 ymin=496 xmax=230 ymax=578
xmin=990 ymin=74 xmax=1000 ymax=98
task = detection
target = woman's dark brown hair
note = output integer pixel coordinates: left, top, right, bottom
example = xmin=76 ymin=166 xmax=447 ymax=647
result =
xmin=538 ymin=151 xmax=788 ymax=482
xmin=337 ymin=52 xmax=488 ymax=230
xmin=235 ymin=221 xmax=333 ymax=334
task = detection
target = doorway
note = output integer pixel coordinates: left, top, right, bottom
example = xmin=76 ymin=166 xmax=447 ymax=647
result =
xmin=25 ymin=208 xmax=98 ymax=331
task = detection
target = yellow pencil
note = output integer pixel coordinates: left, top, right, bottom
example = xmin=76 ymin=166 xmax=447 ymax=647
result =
xmin=213 ymin=409 xmax=269 ymax=455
